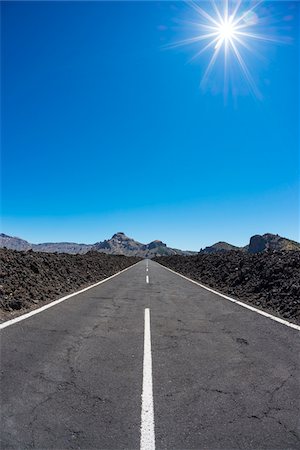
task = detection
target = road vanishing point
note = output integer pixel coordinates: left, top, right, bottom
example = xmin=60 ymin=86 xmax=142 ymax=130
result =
xmin=1 ymin=259 xmax=299 ymax=449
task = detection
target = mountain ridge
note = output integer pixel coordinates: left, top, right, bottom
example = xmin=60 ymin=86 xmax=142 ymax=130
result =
xmin=1 ymin=232 xmax=299 ymax=257
xmin=0 ymin=232 xmax=196 ymax=258
xmin=200 ymin=233 xmax=300 ymax=254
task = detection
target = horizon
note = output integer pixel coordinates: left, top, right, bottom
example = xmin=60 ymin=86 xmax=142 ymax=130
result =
xmin=1 ymin=1 xmax=299 ymax=251
xmin=1 ymin=228 xmax=299 ymax=252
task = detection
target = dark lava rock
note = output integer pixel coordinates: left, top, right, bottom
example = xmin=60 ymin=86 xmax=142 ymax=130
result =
xmin=0 ymin=248 xmax=140 ymax=321
xmin=154 ymin=251 xmax=300 ymax=325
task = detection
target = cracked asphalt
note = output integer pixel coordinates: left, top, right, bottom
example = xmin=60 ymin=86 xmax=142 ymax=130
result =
xmin=1 ymin=259 xmax=299 ymax=449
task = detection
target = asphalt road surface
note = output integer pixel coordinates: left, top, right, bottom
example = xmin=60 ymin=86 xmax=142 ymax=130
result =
xmin=1 ymin=259 xmax=299 ymax=449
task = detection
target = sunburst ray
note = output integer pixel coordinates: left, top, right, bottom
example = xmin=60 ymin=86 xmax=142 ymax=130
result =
xmin=171 ymin=0 xmax=284 ymax=98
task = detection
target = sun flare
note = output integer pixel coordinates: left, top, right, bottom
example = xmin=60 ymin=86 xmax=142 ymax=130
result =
xmin=168 ymin=0 xmax=282 ymax=98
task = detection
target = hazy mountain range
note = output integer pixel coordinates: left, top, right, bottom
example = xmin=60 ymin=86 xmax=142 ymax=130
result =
xmin=0 ymin=231 xmax=299 ymax=257
xmin=0 ymin=232 xmax=196 ymax=258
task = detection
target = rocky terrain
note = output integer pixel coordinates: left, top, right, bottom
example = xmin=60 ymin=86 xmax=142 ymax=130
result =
xmin=0 ymin=248 xmax=140 ymax=321
xmin=200 ymin=233 xmax=300 ymax=254
xmin=155 ymin=251 xmax=300 ymax=324
xmin=0 ymin=232 xmax=196 ymax=258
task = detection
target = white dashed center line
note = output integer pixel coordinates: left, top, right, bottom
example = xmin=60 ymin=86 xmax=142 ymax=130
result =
xmin=140 ymin=308 xmax=155 ymax=450
xmin=146 ymin=275 xmax=149 ymax=284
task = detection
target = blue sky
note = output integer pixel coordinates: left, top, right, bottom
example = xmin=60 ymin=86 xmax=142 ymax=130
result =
xmin=1 ymin=1 xmax=299 ymax=250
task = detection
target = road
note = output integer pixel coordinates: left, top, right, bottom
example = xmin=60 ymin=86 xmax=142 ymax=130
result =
xmin=1 ymin=259 xmax=299 ymax=449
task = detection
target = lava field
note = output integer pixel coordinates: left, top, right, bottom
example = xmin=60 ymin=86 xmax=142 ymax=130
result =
xmin=0 ymin=248 xmax=140 ymax=321
xmin=154 ymin=251 xmax=300 ymax=324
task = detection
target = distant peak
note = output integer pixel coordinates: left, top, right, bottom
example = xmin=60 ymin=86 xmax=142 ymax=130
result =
xmin=147 ymin=240 xmax=167 ymax=250
xmin=111 ymin=232 xmax=128 ymax=239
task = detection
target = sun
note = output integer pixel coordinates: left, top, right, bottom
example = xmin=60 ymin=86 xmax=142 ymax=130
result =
xmin=219 ymin=20 xmax=235 ymax=40
xmin=219 ymin=22 xmax=235 ymax=40
xmin=215 ymin=18 xmax=237 ymax=48
xmin=167 ymin=0 xmax=281 ymax=98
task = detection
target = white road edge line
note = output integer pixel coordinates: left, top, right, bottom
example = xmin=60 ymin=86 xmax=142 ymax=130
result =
xmin=157 ymin=263 xmax=300 ymax=332
xmin=146 ymin=275 xmax=149 ymax=284
xmin=140 ymin=308 xmax=155 ymax=450
xmin=0 ymin=261 xmax=143 ymax=331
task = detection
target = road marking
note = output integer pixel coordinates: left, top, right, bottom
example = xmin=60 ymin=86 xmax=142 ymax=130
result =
xmin=157 ymin=263 xmax=300 ymax=332
xmin=146 ymin=275 xmax=149 ymax=284
xmin=146 ymin=268 xmax=149 ymax=272
xmin=140 ymin=308 xmax=155 ymax=450
xmin=0 ymin=261 xmax=142 ymax=331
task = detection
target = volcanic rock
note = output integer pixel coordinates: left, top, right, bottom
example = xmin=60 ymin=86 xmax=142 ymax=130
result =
xmin=0 ymin=248 xmax=140 ymax=320
xmin=155 ymin=251 xmax=300 ymax=324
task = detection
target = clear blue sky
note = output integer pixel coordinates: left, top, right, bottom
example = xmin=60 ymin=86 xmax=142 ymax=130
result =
xmin=1 ymin=1 xmax=299 ymax=250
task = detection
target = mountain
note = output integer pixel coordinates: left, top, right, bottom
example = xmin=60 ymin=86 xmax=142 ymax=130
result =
xmin=1 ymin=231 xmax=299 ymax=257
xmin=33 ymin=242 xmax=93 ymax=254
xmin=199 ymin=241 xmax=240 ymax=254
xmin=0 ymin=232 xmax=195 ymax=258
xmin=246 ymin=233 xmax=300 ymax=253
xmin=94 ymin=232 xmax=194 ymax=257
xmin=0 ymin=234 xmax=92 ymax=254
xmin=199 ymin=233 xmax=300 ymax=254
xmin=94 ymin=232 xmax=145 ymax=256
xmin=0 ymin=233 xmax=32 ymax=251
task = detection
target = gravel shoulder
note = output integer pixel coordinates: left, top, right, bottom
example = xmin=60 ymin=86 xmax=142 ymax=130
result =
xmin=154 ymin=251 xmax=300 ymax=325
xmin=0 ymin=248 xmax=141 ymax=322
